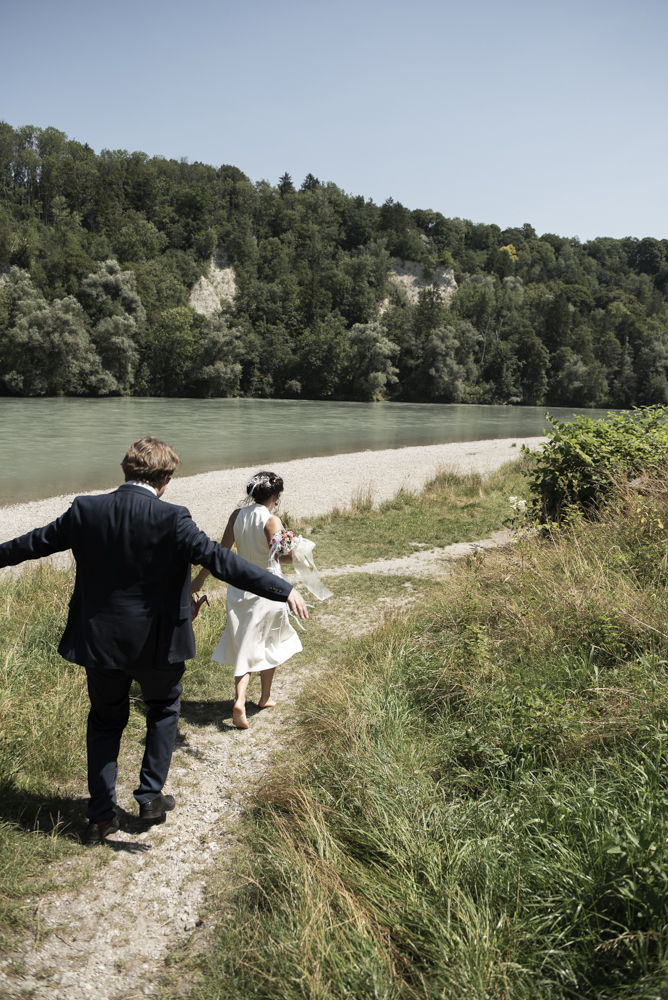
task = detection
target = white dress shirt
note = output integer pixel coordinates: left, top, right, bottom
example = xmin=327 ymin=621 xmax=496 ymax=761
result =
xmin=125 ymin=481 xmax=158 ymax=496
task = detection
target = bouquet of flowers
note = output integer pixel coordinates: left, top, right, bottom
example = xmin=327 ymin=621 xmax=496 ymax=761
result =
xmin=270 ymin=529 xmax=333 ymax=602
xmin=269 ymin=528 xmax=296 ymax=562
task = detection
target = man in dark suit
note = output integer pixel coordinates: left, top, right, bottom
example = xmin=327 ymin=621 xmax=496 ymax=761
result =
xmin=0 ymin=437 xmax=308 ymax=844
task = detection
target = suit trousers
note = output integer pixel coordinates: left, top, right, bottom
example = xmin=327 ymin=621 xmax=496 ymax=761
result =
xmin=85 ymin=662 xmax=186 ymax=822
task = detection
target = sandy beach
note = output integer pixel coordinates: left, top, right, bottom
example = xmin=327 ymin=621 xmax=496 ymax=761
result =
xmin=0 ymin=437 xmax=543 ymax=550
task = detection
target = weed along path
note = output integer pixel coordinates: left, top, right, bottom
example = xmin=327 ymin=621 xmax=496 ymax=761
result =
xmin=0 ymin=524 xmax=518 ymax=1000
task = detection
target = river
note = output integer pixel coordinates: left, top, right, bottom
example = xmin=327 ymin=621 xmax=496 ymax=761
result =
xmin=0 ymin=398 xmax=613 ymax=506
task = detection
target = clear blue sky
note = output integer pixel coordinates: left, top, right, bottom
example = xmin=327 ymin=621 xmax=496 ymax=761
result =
xmin=2 ymin=0 xmax=666 ymax=241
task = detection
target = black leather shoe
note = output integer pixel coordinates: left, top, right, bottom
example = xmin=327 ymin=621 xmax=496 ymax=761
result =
xmin=83 ymin=815 xmax=120 ymax=845
xmin=139 ymin=793 xmax=176 ymax=821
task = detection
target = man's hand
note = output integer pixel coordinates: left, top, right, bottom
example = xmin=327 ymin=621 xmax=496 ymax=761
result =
xmin=287 ymin=588 xmax=309 ymax=620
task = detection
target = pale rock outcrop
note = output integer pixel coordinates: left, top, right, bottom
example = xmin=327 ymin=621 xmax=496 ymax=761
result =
xmin=380 ymin=258 xmax=458 ymax=313
xmin=189 ymin=255 xmax=237 ymax=317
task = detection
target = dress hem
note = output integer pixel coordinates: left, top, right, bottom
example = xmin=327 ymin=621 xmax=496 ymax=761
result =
xmin=212 ymin=635 xmax=303 ymax=676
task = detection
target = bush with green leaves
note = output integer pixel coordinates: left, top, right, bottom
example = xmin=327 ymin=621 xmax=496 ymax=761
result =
xmin=524 ymin=406 xmax=668 ymax=522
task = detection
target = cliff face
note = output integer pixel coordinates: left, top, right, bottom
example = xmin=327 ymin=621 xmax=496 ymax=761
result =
xmin=189 ymin=257 xmax=237 ymax=316
xmin=380 ymin=259 xmax=457 ymax=313
xmin=391 ymin=259 xmax=457 ymax=303
xmin=190 ymin=257 xmax=457 ymax=320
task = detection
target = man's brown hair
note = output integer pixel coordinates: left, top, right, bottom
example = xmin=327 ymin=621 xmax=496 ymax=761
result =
xmin=121 ymin=437 xmax=180 ymax=486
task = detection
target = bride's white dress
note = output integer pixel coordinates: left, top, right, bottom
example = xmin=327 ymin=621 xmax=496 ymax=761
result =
xmin=211 ymin=503 xmax=302 ymax=676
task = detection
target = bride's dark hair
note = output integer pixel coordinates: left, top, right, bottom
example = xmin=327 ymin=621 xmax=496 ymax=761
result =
xmin=246 ymin=471 xmax=284 ymax=504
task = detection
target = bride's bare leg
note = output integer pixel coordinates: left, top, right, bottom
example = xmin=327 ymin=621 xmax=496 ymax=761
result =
xmin=258 ymin=668 xmax=276 ymax=708
xmin=233 ymin=673 xmax=250 ymax=729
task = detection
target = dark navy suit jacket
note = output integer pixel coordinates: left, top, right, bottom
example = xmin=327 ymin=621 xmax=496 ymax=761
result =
xmin=0 ymin=484 xmax=292 ymax=670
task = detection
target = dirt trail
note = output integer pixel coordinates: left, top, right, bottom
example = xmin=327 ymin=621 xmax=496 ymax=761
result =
xmin=0 ymin=532 xmax=514 ymax=1000
xmin=323 ymin=529 xmax=515 ymax=579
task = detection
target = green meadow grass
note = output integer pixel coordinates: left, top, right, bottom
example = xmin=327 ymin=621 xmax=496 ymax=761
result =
xmin=187 ymin=480 xmax=668 ymax=1000
xmin=284 ymin=456 xmax=531 ymax=568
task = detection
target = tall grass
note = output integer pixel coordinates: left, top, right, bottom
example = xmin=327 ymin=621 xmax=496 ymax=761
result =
xmin=191 ymin=479 xmax=668 ymax=999
xmin=0 ymin=565 xmax=89 ymax=932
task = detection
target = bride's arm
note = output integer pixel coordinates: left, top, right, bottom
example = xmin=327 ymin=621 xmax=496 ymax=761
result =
xmin=264 ymin=514 xmax=293 ymax=563
xmin=191 ymin=510 xmax=240 ymax=591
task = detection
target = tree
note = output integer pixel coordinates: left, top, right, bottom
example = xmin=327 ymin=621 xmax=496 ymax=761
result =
xmin=515 ymin=330 xmax=549 ymax=405
xmin=0 ymin=268 xmax=114 ymax=395
xmin=542 ymin=291 xmax=573 ymax=352
xmin=609 ymin=342 xmax=637 ymax=407
xmin=632 ymin=237 xmax=664 ymax=276
xmin=482 ymin=341 xmax=522 ymax=403
xmin=80 ymin=259 xmax=146 ymax=323
xmin=454 ymin=276 xmax=496 ymax=348
xmin=301 ymin=173 xmax=320 ymax=192
xmin=278 ymin=173 xmax=295 ymax=196
xmin=112 ymin=217 xmax=169 ymax=263
xmin=635 ymin=338 xmax=668 ymax=404
xmin=347 ymin=322 xmax=399 ymax=400
xmin=492 ymin=244 xmax=517 ymax=279
xmin=295 ymin=316 xmax=350 ymax=398
xmin=190 ymin=316 xmax=243 ymax=397
xmin=79 ymin=260 xmax=146 ymax=390
xmin=548 ymin=348 xmax=609 ymax=408
xmin=418 ymin=327 xmax=465 ymax=401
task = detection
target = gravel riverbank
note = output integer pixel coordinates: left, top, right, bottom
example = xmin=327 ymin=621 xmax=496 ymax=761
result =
xmin=0 ymin=436 xmax=543 ymax=548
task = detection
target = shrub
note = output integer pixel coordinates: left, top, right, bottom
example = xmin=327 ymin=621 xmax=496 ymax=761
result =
xmin=524 ymin=406 xmax=668 ymax=522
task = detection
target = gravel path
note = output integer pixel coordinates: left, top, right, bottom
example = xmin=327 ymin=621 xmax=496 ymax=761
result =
xmin=323 ymin=529 xmax=516 ymax=578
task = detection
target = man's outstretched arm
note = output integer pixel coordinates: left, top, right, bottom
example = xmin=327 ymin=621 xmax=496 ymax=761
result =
xmin=176 ymin=510 xmax=309 ymax=618
xmin=0 ymin=512 xmax=72 ymax=568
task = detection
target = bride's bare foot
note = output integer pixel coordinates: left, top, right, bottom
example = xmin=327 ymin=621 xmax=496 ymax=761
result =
xmin=232 ymin=706 xmax=249 ymax=729
xmin=258 ymin=697 xmax=276 ymax=709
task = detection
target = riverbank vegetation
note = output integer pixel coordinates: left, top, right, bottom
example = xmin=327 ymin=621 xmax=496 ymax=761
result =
xmin=187 ymin=481 xmax=668 ymax=999
xmin=3 ymin=420 xmax=668 ymax=994
xmin=1 ymin=122 xmax=668 ymax=406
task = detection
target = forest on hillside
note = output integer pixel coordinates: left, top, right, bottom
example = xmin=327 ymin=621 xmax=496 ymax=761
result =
xmin=1 ymin=122 xmax=668 ymax=405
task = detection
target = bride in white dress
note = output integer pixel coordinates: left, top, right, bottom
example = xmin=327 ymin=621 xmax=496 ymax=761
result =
xmin=191 ymin=472 xmax=302 ymax=730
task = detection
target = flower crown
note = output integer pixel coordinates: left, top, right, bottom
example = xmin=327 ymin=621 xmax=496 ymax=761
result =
xmin=246 ymin=473 xmax=273 ymax=495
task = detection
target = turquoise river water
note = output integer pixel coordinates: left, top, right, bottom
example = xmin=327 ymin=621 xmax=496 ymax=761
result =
xmin=0 ymin=398 xmax=613 ymax=506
